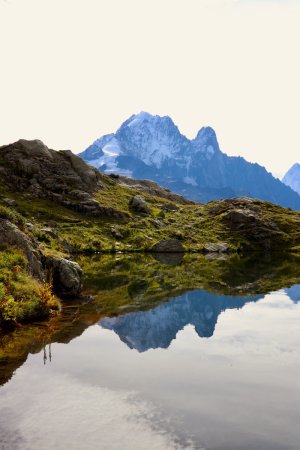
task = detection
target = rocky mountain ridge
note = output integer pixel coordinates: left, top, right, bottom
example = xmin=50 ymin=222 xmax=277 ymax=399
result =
xmin=80 ymin=112 xmax=300 ymax=209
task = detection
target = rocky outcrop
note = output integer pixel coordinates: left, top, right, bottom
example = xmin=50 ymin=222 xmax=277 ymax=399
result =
xmin=209 ymin=198 xmax=284 ymax=249
xmin=151 ymin=238 xmax=184 ymax=253
xmin=130 ymin=195 xmax=150 ymax=214
xmin=0 ymin=219 xmax=43 ymax=279
xmin=0 ymin=218 xmax=83 ymax=298
xmin=0 ymin=139 xmax=126 ymax=218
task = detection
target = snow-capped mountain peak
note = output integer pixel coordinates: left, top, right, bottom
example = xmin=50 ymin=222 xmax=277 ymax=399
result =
xmin=113 ymin=112 xmax=188 ymax=169
xmin=123 ymin=111 xmax=154 ymax=128
xmin=80 ymin=112 xmax=300 ymax=209
xmin=192 ymin=126 xmax=220 ymax=157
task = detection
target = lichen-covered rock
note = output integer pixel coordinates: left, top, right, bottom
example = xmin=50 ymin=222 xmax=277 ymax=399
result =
xmin=130 ymin=195 xmax=150 ymax=214
xmin=151 ymin=238 xmax=184 ymax=253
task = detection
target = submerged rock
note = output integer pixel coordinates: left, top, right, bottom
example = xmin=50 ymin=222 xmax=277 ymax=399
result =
xmin=152 ymin=252 xmax=184 ymax=265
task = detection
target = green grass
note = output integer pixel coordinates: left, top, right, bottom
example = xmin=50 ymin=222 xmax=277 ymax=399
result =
xmin=1 ymin=185 xmax=300 ymax=256
xmin=2 ymin=173 xmax=300 ymax=329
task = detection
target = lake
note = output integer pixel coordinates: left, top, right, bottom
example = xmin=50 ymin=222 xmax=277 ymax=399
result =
xmin=0 ymin=254 xmax=300 ymax=450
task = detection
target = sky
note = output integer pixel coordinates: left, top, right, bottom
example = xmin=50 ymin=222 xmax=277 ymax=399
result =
xmin=0 ymin=0 xmax=300 ymax=178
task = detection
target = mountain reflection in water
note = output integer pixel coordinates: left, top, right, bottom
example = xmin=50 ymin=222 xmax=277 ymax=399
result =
xmin=100 ymin=290 xmax=261 ymax=352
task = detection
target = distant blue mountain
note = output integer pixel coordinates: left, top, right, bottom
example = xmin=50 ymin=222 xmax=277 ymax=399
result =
xmin=80 ymin=112 xmax=300 ymax=209
xmin=283 ymin=163 xmax=300 ymax=196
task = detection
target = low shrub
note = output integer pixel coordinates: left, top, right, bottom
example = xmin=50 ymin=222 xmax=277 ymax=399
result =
xmin=0 ymin=248 xmax=60 ymax=327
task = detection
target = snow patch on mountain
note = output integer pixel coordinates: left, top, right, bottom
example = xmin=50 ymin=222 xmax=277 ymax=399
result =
xmin=86 ymin=137 xmax=132 ymax=176
xmin=126 ymin=111 xmax=152 ymax=128
xmin=183 ymin=176 xmax=198 ymax=186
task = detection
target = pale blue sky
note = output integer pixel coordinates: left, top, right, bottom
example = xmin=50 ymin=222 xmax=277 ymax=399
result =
xmin=0 ymin=0 xmax=299 ymax=177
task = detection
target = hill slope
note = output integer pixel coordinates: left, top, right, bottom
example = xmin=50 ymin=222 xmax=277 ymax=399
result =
xmin=1 ymin=139 xmax=300 ymax=256
xmin=80 ymin=112 xmax=300 ymax=209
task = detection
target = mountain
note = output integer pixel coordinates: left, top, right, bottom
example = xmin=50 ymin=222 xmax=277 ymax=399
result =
xmin=99 ymin=290 xmax=262 ymax=352
xmin=80 ymin=112 xmax=300 ymax=209
xmin=282 ymin=163 xmax=300 ymax=196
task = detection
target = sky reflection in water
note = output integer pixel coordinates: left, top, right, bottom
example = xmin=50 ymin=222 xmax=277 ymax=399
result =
xmin=0 ymin=262 xmax=300 ymax=450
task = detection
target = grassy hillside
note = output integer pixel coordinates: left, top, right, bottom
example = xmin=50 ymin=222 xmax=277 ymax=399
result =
xmin=1 ymin=139 xmax=300 ymax=328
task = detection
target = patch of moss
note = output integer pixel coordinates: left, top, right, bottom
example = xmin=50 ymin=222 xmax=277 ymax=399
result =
xmin=0 ymin=204 xmax=25 ymax=229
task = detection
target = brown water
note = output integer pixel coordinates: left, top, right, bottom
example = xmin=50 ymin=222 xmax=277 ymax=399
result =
xmin=0 ymin=254 xmax=300 ymax=450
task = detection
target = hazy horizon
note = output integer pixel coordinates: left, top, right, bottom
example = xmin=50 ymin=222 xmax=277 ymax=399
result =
xmin=1 ymin=0 xmax=300 ymax=178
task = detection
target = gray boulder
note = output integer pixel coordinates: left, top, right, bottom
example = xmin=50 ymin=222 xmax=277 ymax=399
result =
xmin=45 ymin=257 xmax=83 ymax=297
xmin=161 ymin=202 xmax=179 ymax=212
xmin=224 ymin=209 xmax=257 ymax=224
xmin=130 ymin=195 xmax=150 ymax=214
xmin=203 ymin=242 xmax=229 ymax=253
xmin=151 ymin=238 xmax=184 ymax=253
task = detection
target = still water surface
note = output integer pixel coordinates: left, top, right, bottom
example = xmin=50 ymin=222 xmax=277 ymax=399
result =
xmin=0 ymin=255 xmax=300 ymax=450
